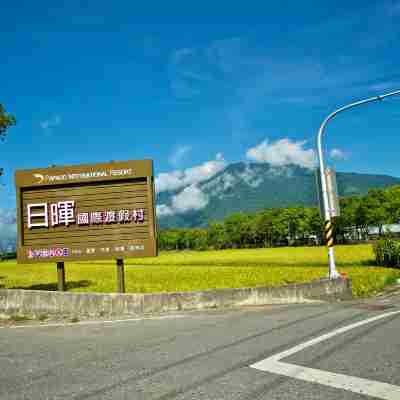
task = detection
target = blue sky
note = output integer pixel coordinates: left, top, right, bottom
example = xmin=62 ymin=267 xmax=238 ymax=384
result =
xmin=1 ymin=0 xmax=400 ymax=216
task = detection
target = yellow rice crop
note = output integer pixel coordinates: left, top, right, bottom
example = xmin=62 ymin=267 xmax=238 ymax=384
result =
xmin=1 ymin=245 xmax=399 ymax=297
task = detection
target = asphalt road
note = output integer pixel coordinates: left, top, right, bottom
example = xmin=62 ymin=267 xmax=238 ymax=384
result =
xmin=1 ymin=289 xmax=399 ymax=399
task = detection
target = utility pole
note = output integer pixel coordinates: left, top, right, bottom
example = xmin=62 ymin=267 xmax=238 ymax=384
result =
xmin=317 ymin=89 xmax=400 ymax=279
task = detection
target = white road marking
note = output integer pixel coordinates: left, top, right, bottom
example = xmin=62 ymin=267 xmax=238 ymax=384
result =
xmin=0 ymin=314 xmax=185 ymax=329
xmin=250 ymin=309 xmax=400 ymax=399
xmin=257 ymin=361 xmax=400 ymax=399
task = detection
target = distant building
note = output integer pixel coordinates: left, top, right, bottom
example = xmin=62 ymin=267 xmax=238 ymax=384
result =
xmin=342 ymin=224 xmax=400 ymax=241
xmin=368 ymin=224 xmax=400 ymax=238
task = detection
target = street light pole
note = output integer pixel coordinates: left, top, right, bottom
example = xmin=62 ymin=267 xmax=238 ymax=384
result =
xmin=317 ymin=89 xmax=400 ymax=279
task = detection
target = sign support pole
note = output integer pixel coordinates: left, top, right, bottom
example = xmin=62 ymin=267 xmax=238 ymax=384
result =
xmin=57 ymin=262 xmax=66 ymax=291
xmin=316 ymin=89 xmax=400 ymax=279
xmin=116 ymin=258 xmax=125 ymax=293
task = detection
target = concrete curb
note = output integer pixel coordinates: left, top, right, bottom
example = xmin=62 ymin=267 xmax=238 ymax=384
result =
xmin=0 ymin=278 xmax=352 ymax=318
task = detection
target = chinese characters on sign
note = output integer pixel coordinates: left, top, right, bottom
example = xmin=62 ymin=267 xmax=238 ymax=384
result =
xmin=51 ymin=201 xmax=75 ymax=226
xmin=26 ymin=244 xmax=146 ymax=259
xmin=27 ymin=200 xmax=145 ymax=229
xmin=28 ymin=247 xmax=69 ymax=259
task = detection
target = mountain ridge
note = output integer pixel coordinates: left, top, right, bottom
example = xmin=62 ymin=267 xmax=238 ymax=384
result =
xmin=157 ymin=162 xmax=400 ymax=228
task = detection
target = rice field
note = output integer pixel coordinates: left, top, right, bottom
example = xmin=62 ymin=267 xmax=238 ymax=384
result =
xmin=1 ymin=244 xmax=399 ymax=297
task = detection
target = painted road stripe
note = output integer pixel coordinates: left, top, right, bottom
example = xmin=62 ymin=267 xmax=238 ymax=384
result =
xmin=250 ymin=310 xmax=400 ymax=399
xmin=0 ymin=314 xmax=185 ymax=329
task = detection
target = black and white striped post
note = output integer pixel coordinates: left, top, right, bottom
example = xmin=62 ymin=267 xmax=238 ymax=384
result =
xmin=324 ymin=220 xmax=334 ymax=248
xmin=317 ymin=89 xmax=400 ymax=279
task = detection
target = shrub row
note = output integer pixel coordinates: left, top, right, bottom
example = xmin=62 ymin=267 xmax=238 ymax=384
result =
xmin=373 ymin=239 xmax=400 ymax=268
xmin=0 ymin=251 xmax=16 ymax=261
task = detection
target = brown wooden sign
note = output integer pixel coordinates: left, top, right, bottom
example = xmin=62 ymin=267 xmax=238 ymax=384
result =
xmin=15 ymin=160 xmax=157 ymax=263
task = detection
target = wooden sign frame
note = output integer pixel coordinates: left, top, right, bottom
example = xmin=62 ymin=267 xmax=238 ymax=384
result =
xmin=15 ymin=159 xmax=157 ymax=264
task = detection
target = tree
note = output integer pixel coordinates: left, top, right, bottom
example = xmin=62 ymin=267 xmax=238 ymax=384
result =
xmin=0 ymin=103 xmax=16 ymax=178
xmin=384 ymin=186 xmax=400 ymax=224
xmin=254 ymin=212 xmax=274 ymax=247
xmin=207 ymin=222 xmax=228 ymax=250
xmin=223 ymin=213 xmax=251 ymax=248
xmin=0 ymin=104 xmax=15 ymax=141
xmin=362 ymin=189 xmax=391 ymax=236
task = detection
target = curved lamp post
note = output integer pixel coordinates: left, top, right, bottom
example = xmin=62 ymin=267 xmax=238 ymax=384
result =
xmin=317 ymin=89 xmax=400 ymax=279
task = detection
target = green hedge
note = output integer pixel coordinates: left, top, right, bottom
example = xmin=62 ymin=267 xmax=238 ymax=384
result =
xmin=373 ymin=239 xmax=400 ymax=268
xmin=0 ymin=252 xmax=16 ymax=261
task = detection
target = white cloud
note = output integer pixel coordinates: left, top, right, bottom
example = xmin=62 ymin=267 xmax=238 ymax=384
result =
xmin=168 ymin=42 xmax=225 ymax=99
xmin=168 ymin=145 xmax=192 ymax=167
xmin=156 ymin=204 xmax=174 ymax=217
xmin=238 ymin=166 xmax=264 ymax=188
xmin=215 ymin=152 xmax=223 ymax=161
xmin=157 ymin=185 xmax=209 ymax=217
xmin=246 ymin=138 xmax=316 ymax=169
xmin=171 ymin=47 xmax=195 ymax=64
xmin=330 ymin=148 xmax=348 ymax=160
xmin=368 ymin=81 xmax=399 ymax=92
xmin=155 ymin=154 xmax=227 ymax=193
xmin=40 ymin=115 xmax=61 ymax=130
xmin=171 ymin=185 xmax=209 ymax=213
xmin=0 ymin=209 xmax=16 ymax=251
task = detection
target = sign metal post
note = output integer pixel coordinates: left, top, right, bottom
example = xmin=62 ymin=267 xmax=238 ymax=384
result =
xmin=57 ymin=261 xmax=65 ymax=291
xmin=116 ymin=258 xmax=125 ymax=293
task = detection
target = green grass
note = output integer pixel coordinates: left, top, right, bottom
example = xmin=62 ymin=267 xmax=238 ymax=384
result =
xmin=1 ymin=244 xmax=399 ymax=297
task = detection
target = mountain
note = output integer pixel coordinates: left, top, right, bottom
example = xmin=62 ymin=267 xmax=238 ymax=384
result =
xmin=157 ymin=162 xmax=400 ymax=228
